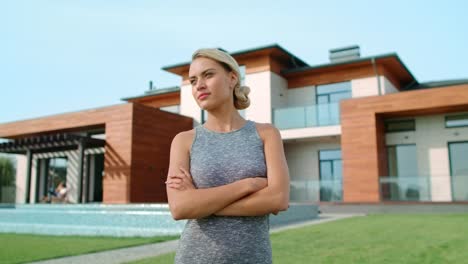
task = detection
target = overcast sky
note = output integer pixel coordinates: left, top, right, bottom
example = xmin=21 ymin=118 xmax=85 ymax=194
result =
xmin=1 ymin=0 xmax=467 ymax=124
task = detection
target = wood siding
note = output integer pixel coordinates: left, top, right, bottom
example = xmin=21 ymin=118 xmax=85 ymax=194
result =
xmin=126 ymin=92 xmax=180 ymax=108
xmin=0 ymin=103 xmax=192 ymax=203
xmin=341 ymin=84 xmax=468 ymax=203
xmin=130 ymin=104 xmax=192 ymax=202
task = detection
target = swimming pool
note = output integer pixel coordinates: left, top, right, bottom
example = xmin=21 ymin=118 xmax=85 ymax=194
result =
xmin=0 ymin=203 xmax=186 ymax=237
xmin=0 ymin=203 xmax=318 ymax=237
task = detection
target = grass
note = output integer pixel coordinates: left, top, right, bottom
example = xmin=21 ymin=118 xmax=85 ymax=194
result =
xmin=0 ymin=233 xmax=178 ymax=264
xmin=128 ymin=214 xmax=468 ymax=264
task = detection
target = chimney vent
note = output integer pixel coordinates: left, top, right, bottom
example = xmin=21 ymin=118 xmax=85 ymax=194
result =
xmin=329 ymin=45 xmax=360 ymax=63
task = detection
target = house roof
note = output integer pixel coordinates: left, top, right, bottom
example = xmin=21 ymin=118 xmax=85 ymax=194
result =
xmin=121 ymin=86 xmax=180 ymax=102
xmin=162 ymin=43 xmax=309 ymax=76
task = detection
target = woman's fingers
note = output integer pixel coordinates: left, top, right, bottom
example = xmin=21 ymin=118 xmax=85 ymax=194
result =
xmin=179 ymin=167 xmax=193 ymax=181
xmin=166 ymin=168 xmax=195 ymax=190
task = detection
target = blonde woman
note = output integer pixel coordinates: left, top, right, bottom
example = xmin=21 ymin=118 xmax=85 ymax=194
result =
xmin=166 ymin=48 xmax=290 ymax=264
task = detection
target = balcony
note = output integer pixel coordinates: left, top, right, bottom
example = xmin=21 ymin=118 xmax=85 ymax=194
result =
xmin=290 ymin=179 xmax=342 ymax=202
xmin=379 ymin=176 xmax=431 ymax=201
xmin=273 ymin=103 xmax=340 ymax=130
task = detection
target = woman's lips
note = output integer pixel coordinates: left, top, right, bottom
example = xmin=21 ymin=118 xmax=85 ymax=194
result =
xmin=198 ymin=93 xmax=210 ymax=100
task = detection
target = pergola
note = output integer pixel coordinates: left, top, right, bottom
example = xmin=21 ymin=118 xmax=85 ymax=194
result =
xmin=0 ymin=133 xmax=105 ymax=203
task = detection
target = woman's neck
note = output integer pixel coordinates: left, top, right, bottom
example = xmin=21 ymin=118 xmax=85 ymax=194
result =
xmin=204 ymin=107 xmax=245 ymax=133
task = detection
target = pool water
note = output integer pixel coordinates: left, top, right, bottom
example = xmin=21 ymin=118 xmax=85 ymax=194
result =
xmin=0 ymin=203 xmax=186 ymax=237
xmin=0 ymin=203 xmax=318 ymax=237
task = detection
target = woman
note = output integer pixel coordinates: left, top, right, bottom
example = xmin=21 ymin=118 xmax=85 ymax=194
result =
xmin=166 ymin=48 xmax=290 ymax=264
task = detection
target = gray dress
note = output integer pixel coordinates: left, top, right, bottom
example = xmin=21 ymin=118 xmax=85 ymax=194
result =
xmin=174 ymin=120 xmax=271 ymax=264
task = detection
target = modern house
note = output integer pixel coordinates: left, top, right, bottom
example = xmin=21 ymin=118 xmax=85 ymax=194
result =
xmin=1 ymin=44 xmax=467 ymax=205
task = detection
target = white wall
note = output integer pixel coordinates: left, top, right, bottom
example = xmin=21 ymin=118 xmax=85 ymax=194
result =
xmin=285 ymin=139 xmax=341 ymax=202
xmin=180 ymin=83 xmax=201 ymax=126
xmin=159 ymin=105 xmax=180 ymax=114
xmin=351 ymin=76 xmax=397 ymax=98
xmin=245 ymin=71 xmax=272 ymax=123
xmin=352 ymin=76 xmax=379 ymax=97
xmin=270 ymin=72 xmax=289 ymax=109
xmin=286 ymin=85 xmax=315 ymax=107
xmin=385 ymin=113 xmax=468 ymax=201
xmin=15 ymin=155 xmax=26 ymax=203
xmin=382 ymin=76 xmax=399 ymax=94
xmin=281 ymin=125 xmax=341 ymax=140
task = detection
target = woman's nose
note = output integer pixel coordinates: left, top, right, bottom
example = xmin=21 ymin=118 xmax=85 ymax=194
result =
xmin=196 ymin=79 xmax=206 ymax=90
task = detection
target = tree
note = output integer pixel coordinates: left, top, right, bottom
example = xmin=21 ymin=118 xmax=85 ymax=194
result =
xmin=0 ymin=157 xmax=15 ymax=186
xmin=0 ymin=157 xmax=16 ymax=202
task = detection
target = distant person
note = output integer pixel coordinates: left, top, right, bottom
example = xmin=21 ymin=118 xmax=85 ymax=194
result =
xmin=166 ymin=48 xmax=290 ymax=263
xmin=42 ymin=181 xmax=68 ymax=203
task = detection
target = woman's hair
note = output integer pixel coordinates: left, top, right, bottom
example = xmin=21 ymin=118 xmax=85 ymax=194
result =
xmin=192 ymin=48 xmax=250 ymax=110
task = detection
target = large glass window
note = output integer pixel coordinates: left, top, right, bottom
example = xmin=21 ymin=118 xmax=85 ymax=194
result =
xmin=448 ymin=142 xmax=468 ymax=201
xmin=37 ymin=157 xmax=67 ymax=202
xmin=382 ymin=145 xmax=425 ymax=201
xmin=387 ymin=145 xmax=418 ymax=177
xmin=316 ymin=82 xmax=351 ymax=126
xmin=319 ymin=149 xmax=342 ymax=201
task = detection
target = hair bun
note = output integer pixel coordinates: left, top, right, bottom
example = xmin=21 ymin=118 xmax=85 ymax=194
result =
xmin=234 ymin=85 xmax=251 ymax=110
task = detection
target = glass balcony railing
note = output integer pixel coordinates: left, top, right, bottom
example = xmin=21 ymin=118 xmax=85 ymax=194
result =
xmin=452 ymin=175 xmax=468 ymax=201
xmin=379 ymin=176 xmax=431 ymax=201
xmin=272 ymin=102 xmax=340 ymax=130
xmin=290 ymin=179 xmax=342 ymax=202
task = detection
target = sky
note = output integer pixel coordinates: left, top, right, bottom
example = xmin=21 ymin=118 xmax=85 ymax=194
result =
xmin=1 ymin=0 xmax=467 ymax=124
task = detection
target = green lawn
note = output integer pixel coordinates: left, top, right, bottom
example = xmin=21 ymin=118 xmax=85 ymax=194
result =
xmin=0 ymin=233 xmax=178 ymax=264
xmin=128 ymin=214 xmax=468 ymax=264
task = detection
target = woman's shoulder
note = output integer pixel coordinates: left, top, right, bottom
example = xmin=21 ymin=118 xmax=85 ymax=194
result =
xmin=172 ymin=128 xmax=196 ymax=150
xmin=252 ymin=122 xmax=281 ymax=141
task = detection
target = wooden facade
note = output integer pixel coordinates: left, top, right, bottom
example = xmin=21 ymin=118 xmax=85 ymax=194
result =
xmin=341 ymin=84 xmax=468 ymax=202
xmin=0 ymin=103 xmax=192 ymax=204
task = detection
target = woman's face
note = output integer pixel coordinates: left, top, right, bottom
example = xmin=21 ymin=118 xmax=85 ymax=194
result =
xmin=189 ymin=57 xmax=237 ymax=110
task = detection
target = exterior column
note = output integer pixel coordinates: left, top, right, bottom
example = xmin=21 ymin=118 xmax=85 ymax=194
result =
xmin=25 ymin=149 xmax=32 ymax=203
xmin=77 ymin=140 xmax=86 ymax=203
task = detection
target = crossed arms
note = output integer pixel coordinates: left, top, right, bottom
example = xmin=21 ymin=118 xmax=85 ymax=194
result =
xmin=166 ymin=123 xmax=290 ymax=220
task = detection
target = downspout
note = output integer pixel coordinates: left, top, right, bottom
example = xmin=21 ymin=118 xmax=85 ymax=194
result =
xmin=371 ymin=58 xmax=382 ymax=95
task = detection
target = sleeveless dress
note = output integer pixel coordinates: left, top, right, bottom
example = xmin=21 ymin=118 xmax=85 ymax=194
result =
xmin=174 ymin=120 xmax=271 ymax=264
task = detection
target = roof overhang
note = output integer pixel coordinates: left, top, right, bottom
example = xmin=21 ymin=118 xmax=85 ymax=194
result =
xmin=0 ymin=133 xmax=105 ymax=154
xmin=162 ymin=44 xmax=308 ymax=77
xmin=282 ymin=54 xmax=417 ymax=90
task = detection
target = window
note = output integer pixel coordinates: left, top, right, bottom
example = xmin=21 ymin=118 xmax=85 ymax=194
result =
xmin=319 ymin=149 xmax=342 ymax=201
xmin=385 ymin=119 xmax=415 ymax=133
xmin=446 ymin=114 xmax=468 ymax=128
xmin=239 ymin=65 xmax=246 ymax=86
xmin=316 ymin=82 xmax=352 ymax=103
xmin=36 ymin=157 xmax=68 ymax=202
xmin=448 ymin=142 xmax=468 ymax=201
xmin=201 ymin=109 xmax=207 ymax=124
xmin=383 ymin=145 xmax=421 ymax=201
xmin=387 ymin=145 xmax=418 ymax=177
xmin=316 ymin=82 xmax=351 ymax=126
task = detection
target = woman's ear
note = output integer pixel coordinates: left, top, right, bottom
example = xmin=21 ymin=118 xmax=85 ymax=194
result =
xmin=230 ymin=71 xmax=238 ymax=89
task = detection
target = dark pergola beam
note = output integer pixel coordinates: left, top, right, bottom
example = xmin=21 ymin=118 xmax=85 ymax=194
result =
xmin=25 ymin=149 xmax=32 ymax=203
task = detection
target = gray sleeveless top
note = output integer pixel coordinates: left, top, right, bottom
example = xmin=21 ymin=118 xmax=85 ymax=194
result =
xmin=175 ymin=120 xmax=271 ymax=264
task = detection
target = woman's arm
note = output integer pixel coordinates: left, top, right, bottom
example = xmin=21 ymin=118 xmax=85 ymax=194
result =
xmin=166 ymin=131 xmax=267 ymax=220
xmin=214 ymin=124 xmax=290 ymax=216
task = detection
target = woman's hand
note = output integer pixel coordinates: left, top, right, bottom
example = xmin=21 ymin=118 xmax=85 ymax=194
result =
xmin=166 ymin=167 xmax=196 ymax=191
